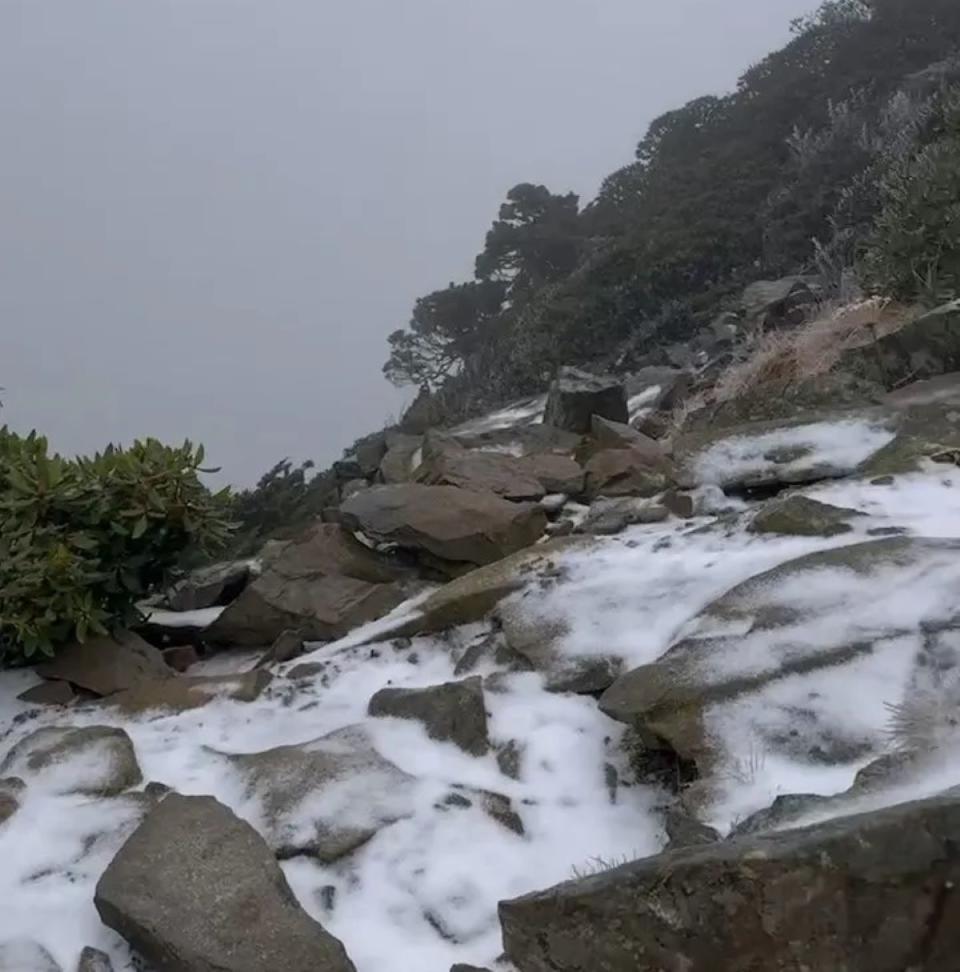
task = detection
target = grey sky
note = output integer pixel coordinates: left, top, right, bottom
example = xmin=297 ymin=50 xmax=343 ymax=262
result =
xmin=1 ymin=0 xmax=813 ymax=486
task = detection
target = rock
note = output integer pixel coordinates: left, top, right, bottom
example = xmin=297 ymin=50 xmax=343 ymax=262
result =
xmin=599 ymin=538 xmax=960 ymax=782
xmin=440 ymin=785 xmax=525 ymax=835
xmin=749 ymin=494 xmax=860 ymax=537
xmin=416 ymin=438 xmax=546 ymax=500
xmin=0 ymin=940 xmax=61 ymax=972
xmin=76 ymin=947 xmax=114 ymax=972
xmin=353 ymin=430 xmax=389 ymax=478
xmin=206 ymin=523 xmax=409 ymax=647
xmin=254 ymin=628 xmax=305 ymax=669
xmin=677 ymin=411 xmax=897 ymax=492
xmin=380 ymin=431 xmax=424 ymax=483
xmin=496 ymin=740 xmax=525 ymax=780
xmin=0 ymin=777 xmax=24 ymax=826
xmin=95 ymin=793 xmax=356 ymax=972
xmin=539 ymin=492 xmax=569 ymax=514
xmin=517 ymin=453 xmax=585 ymax=495
xmin=368 ymin=676 xmax=489 ymax=755
xmin=160 ymin=645 xmax=198 ymax=673
xmin=339 ymin=478 xmax=368 ymax=500
xmin=664 ymin=807 xmax=721 ymax=850
xmin=163 ymin=560 xmax=252 ymax=612
xmin=0 ymin=726 xmax=141 ymax=797
xmin=453 ymin=423 xmax=581 ymax=458
xmin=732 ymin=793 xmax=834 ymax=836
xmin=449 ymin=966 xmax=492 ymax=972
xmin=499 ymin=600 xmax=622 ymax=694
xmin=660 ymin=489 xmax=695 ymax=519
xmin=339 ymin=484 xmax=547 ymax=574
xmin=106 ymin=671 xmax=272 ymax=713
xmin=632 ymin=410 xmax=671 ymax=440
xmin=841 ymin=299 xmax=960 ymax=390
xmin=583 ymin=448 xmax=671 ymax=501
xmin=16 ymin=679 xmax=77 ymax=706
xmin=579 ymin=497 xmax=668 ymax=536
xmin=741 ymin=274 xmax=819 ymax=327
xmin=35 ymin=630 xmax=171 ymax=697
xmin=400 ymin=384 xmax=441 ymax=434
xmin=219 ymin=725 xmax=416 ymax=861
xmin=398 ymin=540 xmax=587 ymax=636
xmin=589 ymin=416 xmax=666 ymax=460
xmin=500 ymin=793 xmax=960 ymax=972
xmin=543 ymin=367 xmax=628 ymax=434
xmin=288 ymin=661 xmax=326 ymax=680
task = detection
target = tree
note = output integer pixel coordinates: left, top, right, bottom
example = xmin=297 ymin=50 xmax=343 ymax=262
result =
xmin=475 ymin=184 xmax=582 ymax=303
xmin=382 ymin=279 xmax=506 ymax=389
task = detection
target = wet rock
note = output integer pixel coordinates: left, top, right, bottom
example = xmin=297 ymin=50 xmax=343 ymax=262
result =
xmin=1 ymin=726 xmax=141 ymax=797
xmin=35 ymin=630 xmax=171 ymax=697
xmin=501 ymin=794 xmax=960 ymax=972
xmin=206 ymin=523 xmax=409 ymax=647
xmin=749 ymin=495 xmax=859 ymax=537
xmin=219 ymin=724 xmax=416 ymax=862
xmin=106 ymin=671 xmax=272 ymax=714
xmin=16 ymin=680 xmax=77 ymax=706
xmin=368 ymin=676 xmax=489 ymax=756
xmin=340 ymin=484 xmax=547 ymax=575
xmin=95 ymin=794 xmax=356 ymax=972
xmin=543 ymin=367 xmax=628 ymax=434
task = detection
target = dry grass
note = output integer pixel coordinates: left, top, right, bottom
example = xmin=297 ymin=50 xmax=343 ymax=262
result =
xmin=711 ymin=297 xmax=914 ymax=406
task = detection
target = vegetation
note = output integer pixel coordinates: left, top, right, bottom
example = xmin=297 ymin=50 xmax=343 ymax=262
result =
xmin=0 ymin=430 xmax=232 ymax=664
xmin=383 ymin=0 xmax=960 ymax=418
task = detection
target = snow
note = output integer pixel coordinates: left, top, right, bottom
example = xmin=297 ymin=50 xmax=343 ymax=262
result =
xmin=448 ymin=396 xmax=547 ymax=436
xmin=689 ymin=416 xmax=897 ymax=488
xmin=7 ymin=457 xmax=960 ymax=968
xmin=141 ymin=606 xmax=225 ymax=628
xmin=627 ymin=384 xmax=661 ymax=420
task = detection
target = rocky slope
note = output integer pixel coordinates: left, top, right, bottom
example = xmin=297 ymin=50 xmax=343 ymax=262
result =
xmin=4 ymin=302 xmax=960 ymax=970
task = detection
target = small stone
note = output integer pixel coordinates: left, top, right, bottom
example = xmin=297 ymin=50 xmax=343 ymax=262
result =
xmin=255 ymin=629 xmax=305 ymax=669
xmin=288 ymin=661 xmax=326 ymax=680
xmin=16 ymin=680 xmax=76 ymax=706
xmin=76 ymin=946 xmax=114 ymax=972
xmin=161 ymin=645 xmax=198 ymax=673
xmin=496 ymin=740 xmax=525 ymax=780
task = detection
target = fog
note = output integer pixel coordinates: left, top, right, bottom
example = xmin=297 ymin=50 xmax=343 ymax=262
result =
xmin=0 ymin=0 xmax=813 ymax=484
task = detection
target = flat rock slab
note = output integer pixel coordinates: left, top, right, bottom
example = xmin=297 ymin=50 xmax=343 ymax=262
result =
xmin=162 ymin=559 xmax=252 ymax=612
xmin=219 ymin=724 xmax=416 ymax=862
xmin=600 ymin=537 xmax=960 ymax=787
xmin=35 ymin=630 xmax=171 ymax=697
xmin=748 ymin=494 xmax=859 ymax=537
xmin=676 ymin=412 xmax=898 ymax=492
xmin=16 ymin=680 xmax=77 ymax=706
xmin=369 ymin=676 xmax=490 ymax=755
xmin=339 ymin=484 xmax=547 ymax=572
xmin=0 ymin=726 xmax=141 ymax=797
xmin=206 ymin=523 xmax=408 ymax=647
xmin=416 ymin=445 xmax=546 ymax=501
xmin=105 ymin=671 xmax=272 ymax=713
xmin=500 ymin=793 xmax=960 ymax=972
xmin=95 ymin=793 xmax=356 ymax=972
xmin=583 ymin=448 xmax=671 ymax=501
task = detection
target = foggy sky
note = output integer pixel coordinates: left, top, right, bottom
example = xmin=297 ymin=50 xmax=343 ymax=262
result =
xmin=0 ymin=0 xmax=813 ymax=485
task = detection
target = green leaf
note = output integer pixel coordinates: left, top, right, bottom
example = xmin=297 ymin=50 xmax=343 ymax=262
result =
xmin=131 ymin=516 xmax=149 ymax=539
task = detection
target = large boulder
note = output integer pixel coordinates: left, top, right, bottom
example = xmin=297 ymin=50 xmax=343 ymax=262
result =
xmin=499 ymin=793 xmax=960 ymax=972
xmin=516 ymin=452 xmax=585 ymax=495
xmin=0 ymin=726 xmax=141 ymax=796
xmin=841 ymin=299 xmax=960 ymax=390
xmin=339 ymin=484 xmax=547 ymax=574
xmin=379 ymin=431 xmax=424 ymax=483
xmin=35 ymin=630 xmax=171 ymax=697
xmin=583 ymin=448 xmax=671 ymax=501
xmin=162 ymin=560 xmax=252 ymax=612
xmin=415 ymin=437 xmax=546 ymax=501
xmin=218 ymin=724 xmax=416 ymax=861
xmin=368 ymin=676 xmax=490 ymax=755
xmin=205 ymin=523 xmax=409 ymax=647
xmin=95 ymin=794 xmax=356 ymax=972
xmin=741 ymin=274 xmax=819 ymax=328
xmin=599 ymin=538 xmax=960 ymax=791
xmin=543 ymin=367 xmax=628 ymax=434
xmin=748 ymin=494 xmax=859 ymax=537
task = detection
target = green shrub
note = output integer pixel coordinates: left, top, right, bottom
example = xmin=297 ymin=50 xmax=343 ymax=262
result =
xmin=861 ymin=93 xmax=960 ymax=302
xmin=0 ymin=430 xmax=233 ymax=664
